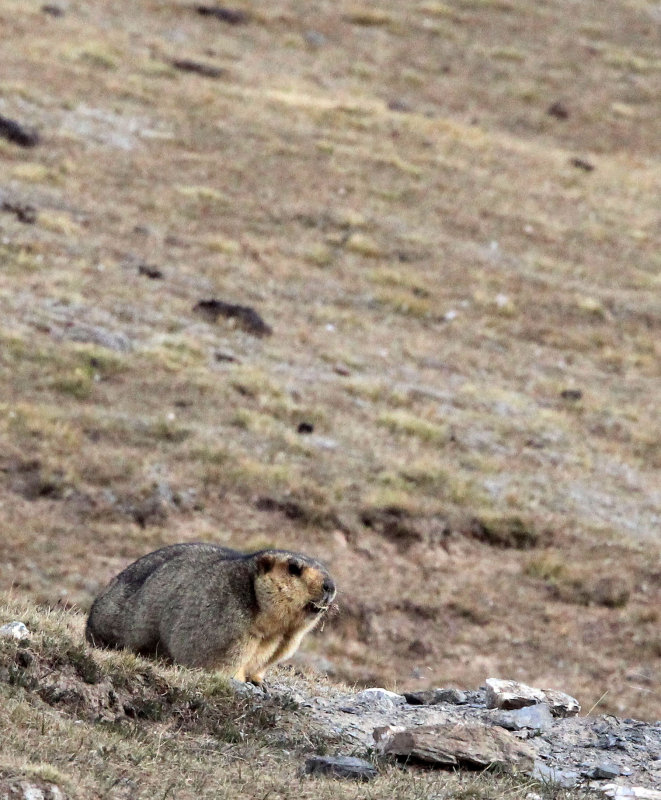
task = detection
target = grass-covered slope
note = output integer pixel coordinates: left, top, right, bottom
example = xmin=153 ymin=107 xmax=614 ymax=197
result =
xmin=0 ymin=0 xmax=659 ymax=722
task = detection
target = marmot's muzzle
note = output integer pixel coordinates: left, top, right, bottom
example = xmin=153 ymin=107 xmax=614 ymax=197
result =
xmin=307 ymin=577 xmax=336 ymax=615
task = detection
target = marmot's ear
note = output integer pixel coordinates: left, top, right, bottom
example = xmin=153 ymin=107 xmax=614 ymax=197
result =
xmin=256 ymin=553 xmax=276 ymax=573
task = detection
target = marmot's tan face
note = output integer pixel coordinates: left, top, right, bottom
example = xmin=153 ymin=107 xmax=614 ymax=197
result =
xmin=255 ymin=552 xmax=336 ymax=623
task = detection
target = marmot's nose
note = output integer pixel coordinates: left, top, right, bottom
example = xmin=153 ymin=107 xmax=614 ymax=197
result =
xmin=322 ymin=577 xmax=335 ymax=601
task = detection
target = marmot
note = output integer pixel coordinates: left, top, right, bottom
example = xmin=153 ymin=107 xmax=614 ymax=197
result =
xmin=85 ymin=542 xmax=335 ymax=683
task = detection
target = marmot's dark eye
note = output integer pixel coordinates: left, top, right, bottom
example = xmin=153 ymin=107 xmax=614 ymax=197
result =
xmin=288 ymin=561 xmax=303 ymax=577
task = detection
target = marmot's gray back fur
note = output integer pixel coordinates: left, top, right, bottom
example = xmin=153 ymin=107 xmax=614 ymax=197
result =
xmin=85 ymin=542 xmax=335 ymax=683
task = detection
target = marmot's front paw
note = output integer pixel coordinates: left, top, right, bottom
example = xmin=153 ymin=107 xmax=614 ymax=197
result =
xmin=246 ymin=673 xmax=267 ymax=691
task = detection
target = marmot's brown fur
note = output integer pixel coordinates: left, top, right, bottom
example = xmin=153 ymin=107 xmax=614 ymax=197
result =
xmin=85 ymin=543 xmax=335 ymax=683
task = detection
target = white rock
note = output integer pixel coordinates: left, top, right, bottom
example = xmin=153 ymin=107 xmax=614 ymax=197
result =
xmin=341 ymin=688 xmax=406 ymax=714
xmin=18 ymin=783 xmax=44 ymax=800
xmin=354 ymin=688 xmax=406 ymax=706
xmin=601 ymin=786 xmax=661 ymax=799
xmin=485 ymin=678 xmax=580 ymax=717
xmin=0 ymin=621 xmax=30 ymax=640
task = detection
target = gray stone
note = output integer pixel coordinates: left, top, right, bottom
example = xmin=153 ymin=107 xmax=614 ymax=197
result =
xmin=492 ymin=703 xmax=553 ymax=732
xmin=304 ymin=755 xmax=378 ymax=781
xmin=404 ymin=688 xmax=467 ymax=706
xmin=532 ymin=761 xmax=580 ymax=788
xmin=346 ymin=688 xmax=406 ymax=712
xmin=18 ymin=784 xmax=45 ymax=800
xmin=485 ymin=678 xmax=580 ymax=717
xmin=228 ymin=679 xmax=263 ymax=696
xmin=3 ymin=781 xmax=66 ymax=800
xmin=380 ymin=722 xmax=536 ymax=773
xmin=0 ymin=621 xmax=30 ymax=640
xmin=587 ymin=761 xmax=621 ymax=780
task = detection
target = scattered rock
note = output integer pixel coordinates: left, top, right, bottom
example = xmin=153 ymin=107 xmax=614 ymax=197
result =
xmin=229 ymin=678 xmax=264 ymax=696
xmin=355 ymin=688 xmax=406 ymax=705
xmin=491 ymin=703 xmax=553 ymax=732
xmin=587 ymin=761 xmax=622 ymax=780
xmin=171 ymin=59 xmax=226 ymax=79
xmin=138 ymin=263 xmax=163 ymax=279
xmin=547 ymin=101 xmax=569 ymax=120
xmin=0 ymin=115 xmax=40 ymax=147
xmin=193 ymin=299 xmax=272 ymax=337
xmin=560 ymin=388 xmax=583 ymax=400
xmin=297 ymin=422 xmax=314 ymax=434
xmin=214 ymin=350 xmax=239 ymax=363
xmin=532 ymin=762 xmax=580 ymax=788
xmin=1 ymin=639 xmax=659 ymax=794
xmin=0 ymin=622 xmax=31 ymax=641
xmin=41 ymin=3 xmax=65 ymax=16
xmin=2 ymin=201 xmax=37 ymax=224
xmin=341 ymin=688 xmax=406 ymax=714
xmin=601 ymin=787 xmax=661 ymax=799
xmin=303 ymin=755 xmax=378 ymax=782
xmin=570 ymin=157 xmax=595 ymax=172
xmin=195 ymin=5 xmax=250 ymax=24
xmin=380 ymin=722 xmax=536 ymax=773
xmin=0 ymin=779 xmax=67 ymax=800
xmin=485 ymin=678 xmax=580 ymax=717
xmin=404 ymin=688 xmax=467 ymax=706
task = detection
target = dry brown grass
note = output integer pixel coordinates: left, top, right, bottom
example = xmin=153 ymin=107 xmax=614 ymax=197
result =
xmin=0 ymin=0 xmax=659 ymax=749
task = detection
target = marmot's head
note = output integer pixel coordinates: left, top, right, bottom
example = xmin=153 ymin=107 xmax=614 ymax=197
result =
xmin=252 ymin=550 xmax=336 ymax=626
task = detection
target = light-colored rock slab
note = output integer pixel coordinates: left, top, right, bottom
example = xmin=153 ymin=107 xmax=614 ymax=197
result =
xmin=380 ymin=721 xmax=536 ymax=773
xmin=485 ymin=678 xmax=580 ymax=717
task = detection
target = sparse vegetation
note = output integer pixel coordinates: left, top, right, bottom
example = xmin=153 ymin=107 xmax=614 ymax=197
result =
xmin=0 ymin=599 xmax=597 ymax=800
xmin=0 ymin=0 xmax=660 ymax=794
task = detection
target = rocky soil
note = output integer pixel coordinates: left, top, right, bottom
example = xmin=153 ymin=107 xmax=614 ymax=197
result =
xmin=292 ymin=681 xmax=661 ymax=793
xmin=2 ymin=619 xmax=660 ymax=799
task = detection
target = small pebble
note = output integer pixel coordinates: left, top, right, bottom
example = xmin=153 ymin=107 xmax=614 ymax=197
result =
xmin=0 ymin=621 xmax=30 ymax=640
xmin=304 ymin=755 xmax=377 ymax=782
xmin=587 ymin=761 xmax=621 ymax=780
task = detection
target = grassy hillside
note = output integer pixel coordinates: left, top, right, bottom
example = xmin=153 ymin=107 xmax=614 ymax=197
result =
xmin=0 ymin=0 xmax=659 ymax=725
